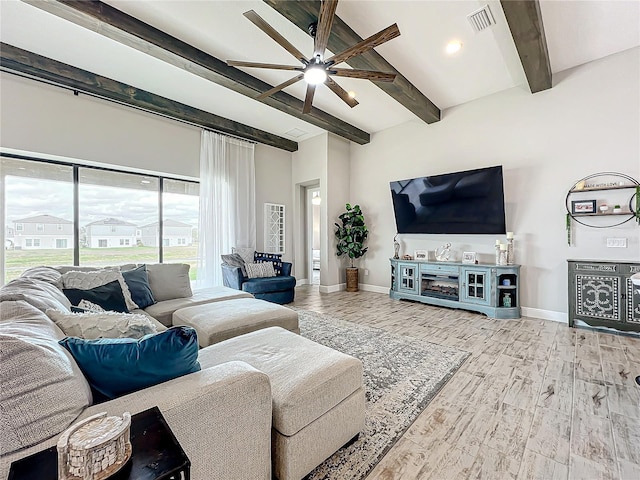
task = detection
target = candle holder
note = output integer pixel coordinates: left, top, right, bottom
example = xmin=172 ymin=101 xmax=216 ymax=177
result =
xmin=507 ymin=237 xmax=515 ymax=265
xmin=495 ymin=242 xmax=501 ymax=265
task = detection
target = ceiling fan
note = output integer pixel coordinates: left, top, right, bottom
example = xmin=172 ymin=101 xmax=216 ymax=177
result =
xmin=226 ymin=0 xmax=400 ymax=114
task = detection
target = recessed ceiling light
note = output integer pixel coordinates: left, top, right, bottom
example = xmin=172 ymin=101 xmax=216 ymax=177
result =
xmin=446 ymin=40 xmax=463 ymax=55
xmin=347 ymin=91 xmax=356 ymax=99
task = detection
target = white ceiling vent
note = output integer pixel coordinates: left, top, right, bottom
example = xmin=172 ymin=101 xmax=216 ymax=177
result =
xmin=284 ymin=128 xmax=308 ymax=139
xmin=467 ymin=5 xmax=496 ymax=33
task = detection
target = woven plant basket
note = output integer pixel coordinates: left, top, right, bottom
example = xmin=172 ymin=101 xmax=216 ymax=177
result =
xmin=346 ymin=267 xmax=359 ymax=292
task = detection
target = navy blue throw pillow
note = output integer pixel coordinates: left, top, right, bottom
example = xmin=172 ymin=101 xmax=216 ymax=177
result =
xmin=254 ymin=251 xmax=284 ymax=276
xmin=63 ymin=280 xmax=128 ymax=313
xmin=59 ymin=326 xmax=201 ymax=400
xmin=122 ymin=265 xmax=156 ymax=309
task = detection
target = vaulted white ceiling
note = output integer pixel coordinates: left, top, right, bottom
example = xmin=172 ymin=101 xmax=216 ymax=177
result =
xmin=1 ymin=0 xmax=638 ymax=144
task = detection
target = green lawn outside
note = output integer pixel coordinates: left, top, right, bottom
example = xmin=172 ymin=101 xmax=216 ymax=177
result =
xmin=4 ymin=245 xmax=199 ymax=283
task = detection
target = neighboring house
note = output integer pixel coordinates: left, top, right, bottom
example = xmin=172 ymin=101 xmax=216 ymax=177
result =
xmin=11 ymin=215 xmax=73 ymax=249
xmin=139 ymin=219 xmax=193 ymax=247
xmin=85 ymin=218 xmax=136 ymax=248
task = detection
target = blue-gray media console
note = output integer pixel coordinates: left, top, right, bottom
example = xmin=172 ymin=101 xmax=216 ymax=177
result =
xmin=390 ymin=259 xmax=521 ymax=319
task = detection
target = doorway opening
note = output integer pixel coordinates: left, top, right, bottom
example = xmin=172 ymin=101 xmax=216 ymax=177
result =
xmin=308 ymin=187 xmax=321 ymax=285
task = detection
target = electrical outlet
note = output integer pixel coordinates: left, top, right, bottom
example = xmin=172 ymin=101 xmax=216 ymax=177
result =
xmin=606 ymin=238 xmax=627 ymax=248
xmin=364 ymin=269 xmax=369 ymax=276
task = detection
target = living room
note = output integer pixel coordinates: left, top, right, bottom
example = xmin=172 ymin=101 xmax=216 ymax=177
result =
xmin=1 ymin=1 xmax=639 ymax=479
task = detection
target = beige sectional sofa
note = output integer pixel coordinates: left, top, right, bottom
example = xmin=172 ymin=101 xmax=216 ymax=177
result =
xmin=0 ymin=264 xmax=365 ymax=480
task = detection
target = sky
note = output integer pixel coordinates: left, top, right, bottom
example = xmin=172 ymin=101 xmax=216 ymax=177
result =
xmin=4 ymin=176 xmax=199 ymax=228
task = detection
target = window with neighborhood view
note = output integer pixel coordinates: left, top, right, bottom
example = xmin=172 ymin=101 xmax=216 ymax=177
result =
xmin=2 ymin=157 xmax=74 ymax=283
xmin=1 ymin=157 xmax=200 ymax=284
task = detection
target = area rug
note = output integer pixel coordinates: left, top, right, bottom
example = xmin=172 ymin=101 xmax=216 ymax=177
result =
xmin=295 ymin=309 xmax=470 ymax=480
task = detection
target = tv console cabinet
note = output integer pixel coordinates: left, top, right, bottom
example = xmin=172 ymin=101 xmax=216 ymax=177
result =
xmin=390 ymin=259 xmax=521 ymax=319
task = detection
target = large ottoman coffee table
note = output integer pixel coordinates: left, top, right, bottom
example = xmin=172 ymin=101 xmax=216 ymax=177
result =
xmin=198 ymin=327 xmax=365 ymax=480
xmin=172 ymin=298 xmax=299 ymax=347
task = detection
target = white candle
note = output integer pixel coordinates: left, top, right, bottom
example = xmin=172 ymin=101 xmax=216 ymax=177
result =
xmin=495 ymin=239 xmax=501 ymax=245
xmin=500 ymin=244 xmax=507 ymax=251
xmin=506 ymin=232 xmax=514 ymax=239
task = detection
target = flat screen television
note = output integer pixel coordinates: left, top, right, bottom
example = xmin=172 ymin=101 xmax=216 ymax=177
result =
xmin=390 ymin=165 xmax=506 ymax=234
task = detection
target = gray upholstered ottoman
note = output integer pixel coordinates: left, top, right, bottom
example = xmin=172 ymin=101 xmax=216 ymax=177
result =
xmin=172 ymin=298 xmax=299 ymax=347
xmin=198 ymin=327 xmax=365 ymax=480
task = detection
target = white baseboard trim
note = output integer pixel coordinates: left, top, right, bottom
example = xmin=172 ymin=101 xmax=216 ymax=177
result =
xmin=319 ymin=283 xmax=345 ymax=294
xmin=296 ymin=278 xmax=309 ymax=286
xmin=359 ymin=283 xmax=390 ymax=294
xmin=521 ymin=307 xmax=567 ymax=323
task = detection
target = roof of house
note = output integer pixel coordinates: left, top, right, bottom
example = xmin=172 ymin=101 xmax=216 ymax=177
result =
xmin=14 ymin=214 xmax=72 ymax=224
xmin=139 ymin=219 xmax=193 ymax=228
xmin=85 ymin=217 xmax=137 ymax=227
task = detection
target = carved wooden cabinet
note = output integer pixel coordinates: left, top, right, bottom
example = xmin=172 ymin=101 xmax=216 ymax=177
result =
xmin=568 ymin=260 xmax=640 ymax=332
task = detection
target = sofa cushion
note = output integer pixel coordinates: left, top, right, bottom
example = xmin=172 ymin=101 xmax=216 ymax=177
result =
xmin=144 ymin=286 xmax=253 ymax=326
xmin=59 ymin=326 xmax=201 ymax=400
xmin=198 ymin=327 xmax=363 ymax=436
xmin=0 ymin=277 xmax=71 ymax=313
xmin=232 ymin=247 xmax=255 ymax=265
xmin=146 ymin=263 xmax=192 ymax=302
xmin=63 ymin=280 xmax=129 ymax=313
xmin=62 ymin=269 xmax=138 ymax=311
xmin=245 ymin=262 xmax=276 ymax=279
xmin=0 ymin=300 xmax=93 ymax=455
xmin=242 ymin=276 xmax=296 ymax=295
xmin=20 ymin=266 xmax=63 ymax=288
xmin=254 ymin=251 xmax=284 ymax=275
xmin=121 ymin=265 xmax=156 ymax=309
xmin=46 ymin=309 xmax=158 ymax=340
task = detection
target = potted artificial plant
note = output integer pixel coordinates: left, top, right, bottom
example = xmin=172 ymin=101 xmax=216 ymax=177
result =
xmin=335 ymin=203 xmax=368 ymax=292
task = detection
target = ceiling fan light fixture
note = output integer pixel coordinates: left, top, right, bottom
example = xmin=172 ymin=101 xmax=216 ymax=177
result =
xmin=446 ymin=40 xmax=463 ymax=55
xmin=304 ymin=66 xmax=327 ymax=85
xmin=348 ymin=90 xmax=356 ymax=99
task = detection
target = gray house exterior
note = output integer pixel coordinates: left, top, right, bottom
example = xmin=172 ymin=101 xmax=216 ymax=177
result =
xmin=85 ymin=218 xmax=136 ymax=248
xmin=11 ymin=214 xmax=73 ymax=249
xmin=139 ymin=219 xmax=193 ymax=247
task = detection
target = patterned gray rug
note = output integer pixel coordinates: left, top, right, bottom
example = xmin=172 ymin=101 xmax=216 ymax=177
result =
xmin=295 ymin=309 xmax=470 ymax=480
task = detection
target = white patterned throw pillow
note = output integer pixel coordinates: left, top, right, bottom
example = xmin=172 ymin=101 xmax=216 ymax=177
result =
xmin=62 ymin=268 xmax=138 ymax=311
xmin=46 ymin=309 xmax=158 ymax=340
xmin=245 ymin=262 xmax=276 ymax=279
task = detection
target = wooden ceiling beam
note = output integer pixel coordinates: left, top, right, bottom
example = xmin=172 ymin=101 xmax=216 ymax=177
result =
xmin=22 ymin=0 xmax=369 ymax=145
xmin=0 ymin=43 xmax=299 ymax=152
xmin=263 ymin=0 xmax=441 ymax=124
xmin=500 ymin=0 xmax=552 ymax=93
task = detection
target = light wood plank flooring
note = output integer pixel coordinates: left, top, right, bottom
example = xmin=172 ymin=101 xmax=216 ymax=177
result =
xmin=291 ymin=286 xmax=640 ymax=480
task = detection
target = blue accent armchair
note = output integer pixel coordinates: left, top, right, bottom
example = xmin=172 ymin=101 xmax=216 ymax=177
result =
xmin=221 ymin=262 xmax=296 ymax=304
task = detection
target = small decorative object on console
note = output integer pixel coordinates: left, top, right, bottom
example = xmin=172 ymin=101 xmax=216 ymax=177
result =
xmin=414 ymin=250 xmax=428 ymax=260
xmin=57 ymin=411 xmax=131 ymax=480
xmin=506 ymin=231 xmax=515 ymax=265
xmin=613 ymin=205 xmax=622 ymax=214
xmin=499 ymin=244 xmax=508 ymax=266
xmin=599 ymin=204 xmax=609 ymax=213
xmin=393 ymin=234 xmax=400 ymax=260
xmin=434 ymin=243 xmax=451 ymax=262
xmin=401 ymin=254 xmax=413 ymax=260
xmin=462 ymin=252 xmax=477 ymax=264
xmin=495 ymin=240 xmax=502 ymax=264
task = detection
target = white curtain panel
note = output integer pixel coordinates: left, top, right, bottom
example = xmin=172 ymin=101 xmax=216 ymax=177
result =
xmin=198 ymin=131 xmax=255 ymax=287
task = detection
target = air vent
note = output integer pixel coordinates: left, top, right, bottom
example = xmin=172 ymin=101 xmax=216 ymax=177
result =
xmin=467 ymin=5 xmax=496 ymax=32
xmin=284 ymin=128 xmax=308 ymax=139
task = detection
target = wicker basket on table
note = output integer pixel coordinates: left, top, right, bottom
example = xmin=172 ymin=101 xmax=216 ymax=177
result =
xmin=57 ymin=412 xmax=132 ymax=480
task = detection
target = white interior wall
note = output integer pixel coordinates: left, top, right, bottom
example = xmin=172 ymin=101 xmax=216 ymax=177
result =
xmin=349 ymin=47 xmax=640 ymax=318
xmin=0 ymin=72 xmax=294 ymax=263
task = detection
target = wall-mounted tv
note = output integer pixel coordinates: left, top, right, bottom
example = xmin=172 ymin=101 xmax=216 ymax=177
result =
xmin=390 ymin=165 xmax=506 ymax=234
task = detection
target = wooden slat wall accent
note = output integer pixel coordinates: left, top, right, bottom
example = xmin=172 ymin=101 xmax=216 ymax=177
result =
xmin=500 ymin=0 xmax=552 ymax=93
xmin=0 ymin=43 xmax=299 ymax=152
xmin=264 ymin=0 xmax=441 ymax=124
xmin=23 ymin=0 xmax=370 ymax=145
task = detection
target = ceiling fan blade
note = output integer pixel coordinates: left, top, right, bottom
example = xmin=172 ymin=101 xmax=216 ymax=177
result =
xmin=257 ymin=74 xmax=304 ymax=100
xmin=326 ymin=23 xmax=400 ymax=66
xmin=303 ymin=83 xmax=317 ymax=114
xmin=330 ymin=68 xmax=396 ymax=82
xmin=325 ymin=77 xmax=359 ymax=108
xmin=314 ymin=0 xmax=339 ymax=58
xmin=244 ymin=10 xmax=308 ymax=63
xmin=227 ymin=60 xmax=303 ymax=71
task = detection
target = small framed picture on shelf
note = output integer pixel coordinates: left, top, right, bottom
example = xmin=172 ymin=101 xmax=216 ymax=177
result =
xmin=462 ymin=251 xmax=477 ymax=264
xmin=571 ymin=199 xmax=596 ymax=215
xmin=414 ymin=250 xmax=428 ymax=260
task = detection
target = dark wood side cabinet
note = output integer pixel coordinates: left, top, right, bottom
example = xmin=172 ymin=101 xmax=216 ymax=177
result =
xmin=9 ymin=407 xmax=190 ymax=480
xmin=568 ymin=260 xmax=640 ymax=332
